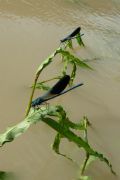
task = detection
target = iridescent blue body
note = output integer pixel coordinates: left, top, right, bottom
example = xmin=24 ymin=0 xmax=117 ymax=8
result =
xmin=31 ymin=97 xmax=44 ymax=107
xmin=31 ymin=75 xmax=84 ymax=108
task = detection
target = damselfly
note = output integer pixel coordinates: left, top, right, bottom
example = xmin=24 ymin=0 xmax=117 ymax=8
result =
xmin=60 ymin=27 xmax=82 ymax=43
xmin=31 ymin=75 xmax=83 ymax=108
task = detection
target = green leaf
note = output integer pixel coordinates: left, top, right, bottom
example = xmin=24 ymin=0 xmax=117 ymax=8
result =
xmin=79 ymin=175 xmax=92 ymax=180
xmin=52 ymin=133 xmax=62 ymax=154
xmin=57 ymin=49 xmax=93 ymax=70
xmin=33 ymin=76 xmax=61 ymax=90
xmin=42 ymin=106 xmax=116 ymax=175
xmin=75 ymin=58 xmax=93 ymax=70
xmin=35 ymin=82 xmax=50 ymax=91
xmin=70 ymin=62 xmax=77 ymax=85
xmin=80 ymin=155 xmax=97 ymax=175
xmin=67 ymin=39 xmax=73 ymax=49
xmin=85 ymin=155 xmax=97 ymax=169
xmin=52 ymin=133 xmax=73 ymax=161
xmin=0 ymin=171 xmax=6 ymax=180
xmin=63 ymin=118 xmax=86 ymax=131
xmin=0 ymin=172 xmax=16 ymax=180
xmin=62 ymin=59 xmax=68 ymax=75
xmin=91 ymin=151 xmax=116 ymax=175
xmin=41 ymin=117 xmax=91 ymax=149
xmin=76 ymin=33 xmax=85 ymax=47
xmin=0 ymin=106 xmax=116 ymax=175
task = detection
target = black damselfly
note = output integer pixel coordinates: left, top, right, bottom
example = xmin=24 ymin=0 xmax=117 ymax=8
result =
xmin=31 ymin=75 xmax=83 ymax=108
xmin=60 ymin=27 xmax=83 ymax=43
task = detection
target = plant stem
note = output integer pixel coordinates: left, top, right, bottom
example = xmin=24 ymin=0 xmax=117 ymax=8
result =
xmin=80 ymin=117 xmax=90 ymax=175
xmin=25 ymin=73 xmax=39 ymax=116
xmin=84 ymin=117 xmax=88 ymax=143
xmin=81 ymin=154 xmax=90 ymax=175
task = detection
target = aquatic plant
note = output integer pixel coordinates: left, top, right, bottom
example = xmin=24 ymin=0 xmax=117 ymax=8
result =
xmin=0 ymin=27 xmax=116 ymax=179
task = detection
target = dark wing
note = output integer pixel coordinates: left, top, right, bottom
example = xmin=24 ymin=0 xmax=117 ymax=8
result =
xmin=60 ymin=27 xmax=81 ymax=42
xmin=49 ymin=75 xmax=70 ymax=94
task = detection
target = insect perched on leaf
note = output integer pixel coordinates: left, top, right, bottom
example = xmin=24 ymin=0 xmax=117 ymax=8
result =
xmin=60 ymin=27 xmax=81 ymax=43
xmin=31 ymin=75 xmax=83 ymax=108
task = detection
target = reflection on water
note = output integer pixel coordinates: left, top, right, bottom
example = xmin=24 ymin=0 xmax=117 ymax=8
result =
xmin=0 ymin=0 xmax=120 ymax=179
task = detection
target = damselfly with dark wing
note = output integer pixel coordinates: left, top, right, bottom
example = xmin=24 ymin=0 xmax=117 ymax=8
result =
xmin=31 ymin=75 xmax=83 ymax=108
xmin=60 ymin=27 xmax=81 ymax=43
xmin=31 ymin=75 xmax=70 ymax=107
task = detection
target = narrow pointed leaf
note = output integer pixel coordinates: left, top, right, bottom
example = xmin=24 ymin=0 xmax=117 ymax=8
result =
xmin=34 ymin=82 xmax=50 ymax=91
xmin=76 ymin=33 xmax=85 ymax=47
xmin=79 ymin=176 xmax=92 ymax=180
xmin=70 ymin=62 xmax=77 ymax=85
xmin=52 ymin=133 xmax=73 ymax=161
xmin=67 ymin=39 xmax=73 ymax=49
xmin=57 ymin=49 xmax=93 ymax=70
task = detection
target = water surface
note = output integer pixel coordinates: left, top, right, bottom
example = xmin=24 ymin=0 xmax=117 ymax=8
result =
xmin=0 ymin=0 xmax=120 ymax=179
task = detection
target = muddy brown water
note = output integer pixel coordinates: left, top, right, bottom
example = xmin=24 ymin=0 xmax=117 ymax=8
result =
xmin=0 ymin=0 xmax=120 ymax=179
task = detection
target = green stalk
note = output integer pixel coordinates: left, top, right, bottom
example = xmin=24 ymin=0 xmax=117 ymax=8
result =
xmin=25 ymin=73 xmax=39 ymax=116
xmin=81 ymin=154 xmax=90 ymax=175
xmin=81 ymin=117 xmax=90 ymax=175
